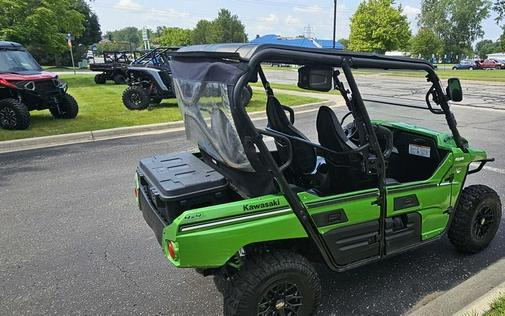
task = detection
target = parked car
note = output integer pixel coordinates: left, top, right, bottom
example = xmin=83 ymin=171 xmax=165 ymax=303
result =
xmin=492 ymin=59 xmax=505 ymax=69
xmin=452 ymin=60 xmax=477 ymax=70
xmin=0 ymin=41 xmax=78 ymax=130
xmin=476 ymin=59 xmax=501 ymax=70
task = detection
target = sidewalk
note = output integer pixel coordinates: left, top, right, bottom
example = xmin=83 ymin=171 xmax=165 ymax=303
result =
xmin=408 ymin=259 xmax=505 ymax=316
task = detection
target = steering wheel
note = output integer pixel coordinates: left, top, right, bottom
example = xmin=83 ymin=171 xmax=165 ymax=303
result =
xmin=341 ymin=112 xmax=359 ymax=140
xmin=342 ymin=120 xmax=394 ymax=159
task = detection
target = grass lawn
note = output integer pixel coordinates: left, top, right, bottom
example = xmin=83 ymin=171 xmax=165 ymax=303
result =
xmin=484 ymin=294 xmax=505 ymax=316
xmin=0 ymin=74 xmax=322 ymax=141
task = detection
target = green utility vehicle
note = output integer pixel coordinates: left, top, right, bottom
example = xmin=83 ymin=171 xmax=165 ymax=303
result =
xmin=134 ymin=44 xmax=502 ymax=315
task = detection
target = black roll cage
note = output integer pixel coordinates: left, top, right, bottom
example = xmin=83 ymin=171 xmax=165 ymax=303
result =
xmin=173 ymin=44 xmax=467 ymax=271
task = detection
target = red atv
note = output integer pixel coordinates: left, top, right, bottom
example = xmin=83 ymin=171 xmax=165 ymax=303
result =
xmin=0 ymin=41 xmax=78 ymax=130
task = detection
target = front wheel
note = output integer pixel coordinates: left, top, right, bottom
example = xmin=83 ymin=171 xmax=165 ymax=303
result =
xmin=222 ymin=250 xmax=321 ymax=316
xmin=449 ymin=185 xmax=502 ymax=254
xmin=0 ymin=98 xmax=30 ymax=130
xmin=469 ymin=67 xmax=474 ymax=70
xmin=122 ymin=86 xmax=150 ymax=110
xmin=51 ymin=94 xmax=79 ymax=119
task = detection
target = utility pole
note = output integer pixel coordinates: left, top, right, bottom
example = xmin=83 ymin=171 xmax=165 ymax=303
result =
xmin=67 ymin=33 xmax=76 ymax=75
xmin=333 ymin=0 xmax=338 ymax=49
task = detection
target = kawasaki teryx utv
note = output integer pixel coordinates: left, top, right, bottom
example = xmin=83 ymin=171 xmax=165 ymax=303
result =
xmin=134 ymin=44 xmax=502 ymax=315
xmin=0 ymin=41 xmax=78 ymax=130
xmin=90 ymin=51 xmax=140 ymax=84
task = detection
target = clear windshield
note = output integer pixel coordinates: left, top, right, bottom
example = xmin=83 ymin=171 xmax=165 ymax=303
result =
xmin=173 ymin=78 xmax=253 ymax=171
xmin=0 ymin=49 xmax=41 ymax=73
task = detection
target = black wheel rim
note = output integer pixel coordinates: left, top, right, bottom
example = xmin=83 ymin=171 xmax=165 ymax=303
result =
xmin=130 ymin=92 xmax=142 ymax=106
xmin=473 ymin=206 xmax=495 ymax=239
xmin=257 ymin=281 xmax=303 ymax=316
xmin=0 ymin=106 xmax=17 ymax=128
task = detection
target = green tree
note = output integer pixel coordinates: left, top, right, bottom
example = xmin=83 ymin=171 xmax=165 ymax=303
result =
xmin=338 ymin=38 xmax=350 ymax=49
xmin=348 ymin=0 xmax=411 ymax=53
xmin=157 ymin=27 xmax=192 ymax=47
xmin=494 ymin=0 xmax=505 ymax=23
xmin=0 ymin=0 xmax=85 ymax=55
xmin=410 ymin=28 xmax=443 ymax=59
xmin=191 ymin=9 xmax=247 ymax=45
xmin=192 ymin=20 xmax=216 ymax=44
xmin=213 ymin=9 xmax=247 ymax=43
xmin=105 ymin=27 xmax=142 ymax=50
xmin=475 ymin=39 xmax=502 ymax=58
xmin=419 ymin=0 xmax=491 ymax=62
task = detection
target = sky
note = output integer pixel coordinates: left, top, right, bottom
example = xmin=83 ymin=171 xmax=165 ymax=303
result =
xmin=90 ymin=0 xmax=503 ymax=42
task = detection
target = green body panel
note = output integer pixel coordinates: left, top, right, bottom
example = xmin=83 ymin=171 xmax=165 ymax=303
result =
xmin=147 ymin=122 xmax=487 ymax=268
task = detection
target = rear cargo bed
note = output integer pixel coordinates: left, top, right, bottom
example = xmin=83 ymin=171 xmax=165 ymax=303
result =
xmin=137 ymin=152 xmax=239 ymax=225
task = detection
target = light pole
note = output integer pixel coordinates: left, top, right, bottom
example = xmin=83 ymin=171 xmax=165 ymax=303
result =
xmin=333 ymin=0 xmax=338 ymax=49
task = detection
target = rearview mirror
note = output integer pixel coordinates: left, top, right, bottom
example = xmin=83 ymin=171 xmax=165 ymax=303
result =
xmin=446 ymin=78 xmax=463 ymax=102
xmin=298 ymin=66 xmax=333 ymax=92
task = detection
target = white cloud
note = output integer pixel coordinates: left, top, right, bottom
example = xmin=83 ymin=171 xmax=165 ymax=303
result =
xmin=114 ymin=0 xmax=141 ymax=11
xmin=403 ymin=5 xmax=421 ymax=24
xmin=113 ymin=0 xmax=189 ymax=22
xmin=259 ymin=14 xmax=279 ymax=24
xmin=293 ymin=5 xmax=324 ymax=14
xmin=285 ymin=15 xmax=300 ymax=26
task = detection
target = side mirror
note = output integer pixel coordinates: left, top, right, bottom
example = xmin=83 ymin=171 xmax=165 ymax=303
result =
xmin=447 ymin=78 xmax=463 ymax=102
xmin=298 ymin=66 xmax=333 ymax=92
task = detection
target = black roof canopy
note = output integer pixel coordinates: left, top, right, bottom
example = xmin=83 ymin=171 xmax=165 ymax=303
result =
xmin=175 ymin=43 xmax=434 ymax=70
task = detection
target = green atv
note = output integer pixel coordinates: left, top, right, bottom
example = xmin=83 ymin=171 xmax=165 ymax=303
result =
xmin=134 ymin=44 xmax=502 ymax=315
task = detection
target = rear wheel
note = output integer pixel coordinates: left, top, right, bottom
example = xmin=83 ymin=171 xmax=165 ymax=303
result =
xmin=94 ymin=73 xmax=106 ymax=84
xmin=113 ymin=73 xmax=126 ymax=84
xmin=222 ymin=250 xmax=320 ymax=316
xmin=151 ymin=97 xmax=163 ymax=104
xmin=51 ymin=94 xmax=79 ymax=119
xmin=449 ymin=185 xmax=502 ymax=254
xmin=0 ymin=98 xmax=30 ymax=130
xmin=122 ymin=86 xmax=150 ymax=110
xmin=469 ymin=67 xmax=474 ymax=70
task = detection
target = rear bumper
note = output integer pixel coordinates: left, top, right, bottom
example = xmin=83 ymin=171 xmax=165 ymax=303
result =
xmin=138 ymin=186 xmax=167 ymax=245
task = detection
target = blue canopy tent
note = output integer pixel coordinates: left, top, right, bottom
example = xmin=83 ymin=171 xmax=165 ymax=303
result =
xmin=250 ymin=34 xmax=345 ymax=50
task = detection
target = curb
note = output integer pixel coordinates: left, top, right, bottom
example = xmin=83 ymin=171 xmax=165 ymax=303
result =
xmin=408 ymin=258 xmax=505 ymax=316
xmin=0 ymin=100 xmax=335 ymax=154
xmin=455 ymin=281 xmax=505 ymax=316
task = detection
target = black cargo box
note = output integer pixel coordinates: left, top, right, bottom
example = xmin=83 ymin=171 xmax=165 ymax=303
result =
xmin=137 ymin=152 xmax=233 ymax=223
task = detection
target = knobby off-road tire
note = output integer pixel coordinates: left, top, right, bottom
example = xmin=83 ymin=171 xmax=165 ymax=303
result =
xmin=122 ymin=86 xmax=150 ymax=110
xmin=241 ymin=85 xmax=253 ymax=107
xmin=0 ymin=98 xmax=30 ymax=130
xmin=222 ymin=250 xmax=321 ymax=316
xmin=448 ymin=185 xmax=502 ymax=254
xmin=94 ymin=73 xmax=106 ymax=84
xmin=50 ymin=94 xmax=79 ymax=119
xmin=151 ymin=97 xmax=163 ymax=104
xmin=113 ymin=73 xmax=126 ymax=84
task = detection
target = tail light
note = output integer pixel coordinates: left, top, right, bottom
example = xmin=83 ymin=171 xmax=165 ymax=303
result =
xmin=167 ymin=241 xmax=177 ymax=260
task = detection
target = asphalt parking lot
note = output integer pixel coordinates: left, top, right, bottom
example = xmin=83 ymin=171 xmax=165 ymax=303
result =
xmin=1 ymin=74 xmax=505 ymax=315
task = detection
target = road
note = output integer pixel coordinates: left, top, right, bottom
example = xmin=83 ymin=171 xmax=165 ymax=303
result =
xmin=1 ymin=75 xmax=505 ymax=315
xmin=266 ymin=69 xmax=505 ymax=110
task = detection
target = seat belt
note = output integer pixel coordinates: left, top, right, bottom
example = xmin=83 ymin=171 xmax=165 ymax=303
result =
xmin=258 ymin=67 xmax=274 ymax=97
